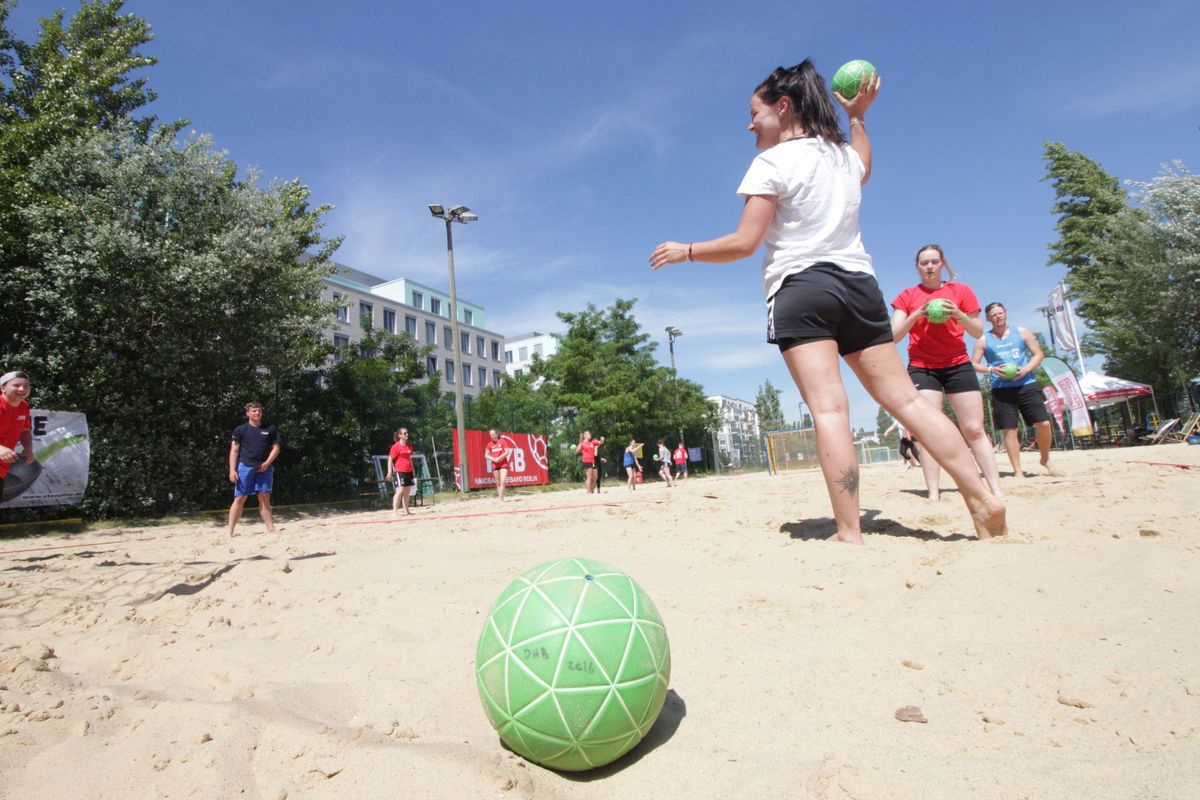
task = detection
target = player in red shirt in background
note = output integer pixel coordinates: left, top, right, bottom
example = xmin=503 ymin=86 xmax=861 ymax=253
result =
xmin=576 ymin=430 xmax=605 ymax=494
xmin=385 ymin=427 xmax=416 ymax=516
xmin=0 ymin=372 xmax=36 ymax=502
xmin=485 ymin=429 xmax=513 ymax=501
xmin=891 ymin=244 xmax=1002 ymax=500
xmin=672 ymin=441 xmax=688 ymax=481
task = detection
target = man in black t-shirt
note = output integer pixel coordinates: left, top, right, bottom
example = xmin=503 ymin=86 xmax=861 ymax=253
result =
xmin=226 ymin=401 xmax=281 ymax=537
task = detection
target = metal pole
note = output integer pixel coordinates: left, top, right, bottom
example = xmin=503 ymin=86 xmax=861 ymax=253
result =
xmin=668 ymin=331 xmax=682 ymax=444
xmin=446 ymin=220 xmax=469 ymax=494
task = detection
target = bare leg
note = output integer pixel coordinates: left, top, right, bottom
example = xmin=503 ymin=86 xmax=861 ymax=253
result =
xmin=392 ymin=483 xmax=403 ymax=514
xmin=227 ymin=494 xmax=249 ymax=537
xmin=257 ymin=493 xmax=277 ymax=533
xmin=1035 ymin=420 xmax=1054 ymax=471
xmin=948 ymin=391 xmax=1003 ymax=497
xmin=916 ymin=388 xmax=946 ymax=500
xmin=781 ymin=341 xmax=863 ymax=544
xmin=401 ymin=484 xmax=412 ymax=514
xmin=1002 ymin=428 xmax=1023 ymax=477
xmin=495 ymin=469 xmax=507 ymax=500
xmin=845 ymin=343 xmax=1006 ymax=539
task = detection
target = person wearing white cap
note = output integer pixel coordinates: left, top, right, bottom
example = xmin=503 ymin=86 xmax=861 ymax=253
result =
xmin=0 ymin=372 xmax=36 ymax=492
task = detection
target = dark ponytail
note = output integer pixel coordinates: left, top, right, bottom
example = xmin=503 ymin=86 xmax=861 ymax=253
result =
xmin=754 ymin=59 xmax=846 ymax=145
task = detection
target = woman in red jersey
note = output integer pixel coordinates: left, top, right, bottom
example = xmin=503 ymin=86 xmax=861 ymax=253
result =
xmin=891 ymin=244 xmax=1002 ymax=500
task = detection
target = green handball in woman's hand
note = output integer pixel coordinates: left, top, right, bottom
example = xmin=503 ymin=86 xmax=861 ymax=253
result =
xmin=832 ymin=59 xmax=876 ymax=99
xmin=1001 ymin=363 xmax=1021 ymax=380
xmin=925 ymin=299 xmax=950 ymax=324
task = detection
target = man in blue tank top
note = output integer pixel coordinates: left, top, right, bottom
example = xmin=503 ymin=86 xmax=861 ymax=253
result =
xmin=972 ymin=302 xmax=1054 ymax=478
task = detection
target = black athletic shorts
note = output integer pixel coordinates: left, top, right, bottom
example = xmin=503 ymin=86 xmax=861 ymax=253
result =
xmin=991 ymin=383 xmax=1050 ymax=429
xmin=768 ymin=263 xmax=894 ymax=356
xmin=908 ymin=361 xmax=980 ymax=394
xmin=393 ymin=471 xmax=415 ymax=487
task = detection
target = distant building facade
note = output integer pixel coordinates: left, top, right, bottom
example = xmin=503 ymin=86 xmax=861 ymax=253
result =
xmin=320 ymin=264 xmax=506 ymax=401
xmin=504 ymin=332 xmax=561 ymax=378
xmin=707 ymin=394 xmax=762 ymax=468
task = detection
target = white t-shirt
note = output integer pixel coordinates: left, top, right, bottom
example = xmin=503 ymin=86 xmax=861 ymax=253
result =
xmin=736 ymin=137 xmax=874 ymax=301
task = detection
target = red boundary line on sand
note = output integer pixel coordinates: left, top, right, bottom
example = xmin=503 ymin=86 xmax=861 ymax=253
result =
xmin=1129 ymin=460 xmax=1196 ymax=470
xmin=321 ymin=501 xmax=621 ymax=527
xmin=0 ymin=500 xmax=622 ymax=556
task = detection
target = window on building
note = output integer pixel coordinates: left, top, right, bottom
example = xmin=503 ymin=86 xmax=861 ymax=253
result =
xmin=333 ymin=293 xmax=348 ymax=323
xmin=333 ymin=334 xmax=350 ymax=363
xmin=425 ymin=321 xmax=436 ymax=344
xmin=359 ymin=301 xmax=373 ymax=328
xmin=478 ymin=366 xmax=487 ymax=388
xmin=445 ymin=359 xmax=455 ymax=383
xmin=491 ymin=341 xmax=500 ymax=361
xmin=465 ymin=393 xmax=473 ymax=403
xmin=533 ymin=342 xmax=543 ymax=356
xmin=515 ymin=368 xmax=523 ymax=378
xmin=463 ymin=362 xmax=472 ymax=386
xmin=430 ymin=297 xmax=441 ymax=316
xmin=476 ymin=336 xmax=485 ymax=356
xmin=443 ymin=327 xmax=452 ymax=349
xmin=493 ymin=370 xmax=502 ymax=388
xmin=426 ymin=355 xmax=437 ymax=376
xmin=518 ymin=346 xmax=528 ymax=361
xmin=405 ymin=315 xmax=417 ymax=336
xmin=411 ymin=290 xmax=423 ymax=310
xmin=505 ymin=350 xmax=513 ymax=363
xmin=463 ymin=308 xmax=473 ymax=325
xmin=382 ymin=308 xmax=396 ymax=334
xmin=461 ymin=332 xmax=471 ymax=354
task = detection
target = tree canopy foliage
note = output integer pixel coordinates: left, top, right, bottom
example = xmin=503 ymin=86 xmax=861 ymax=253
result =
xmin=1043 ymin=142 xmax=1199 ymax=397
xmin=754 ymin=379 xmax=785 ymax=433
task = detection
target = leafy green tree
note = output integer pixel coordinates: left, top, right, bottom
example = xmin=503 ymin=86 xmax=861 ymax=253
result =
xmin=1044 ymin=143 xmax=1199 ymax=399
xmin=271 ymin=331 xmax=447 ymax=503
xmin=10 ymin=122 xmax=336 ymax=516
xmin=875 ymin=406 xmax=894 ymax=441
xmin=754 ymin=379 xmax=785 ymax=432
xmin=536 ymin=298 xmax=717 ymax=481
xmin=0 ymin=0 xmax=156 ymax=286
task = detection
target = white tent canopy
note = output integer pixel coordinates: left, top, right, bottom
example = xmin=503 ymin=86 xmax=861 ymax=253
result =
xmin=1078 ymin=371 xmax=1154 ymax=410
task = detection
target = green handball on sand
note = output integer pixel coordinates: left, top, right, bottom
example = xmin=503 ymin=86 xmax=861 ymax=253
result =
xmin=831 ymin=59 xmax=875 ymax=99
xmin=475 ymin=557 xmax=671 ymax=771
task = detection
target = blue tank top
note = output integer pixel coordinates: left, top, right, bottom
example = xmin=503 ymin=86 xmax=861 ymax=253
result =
xmin=983 ymin=326 xmax=1034 ymax=389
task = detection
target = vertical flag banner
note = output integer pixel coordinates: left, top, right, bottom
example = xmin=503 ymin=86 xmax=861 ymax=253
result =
xmin=0 ymin=410 xmax=90 ymax=508
xmin=452 ymin=430 xmax=550 ymax=491
xmin=1042 ymin=386 xmax=1066 ymax=436
xmin=1040 ymin=358 xmax=1093 ymax=437
xmin=1047 ymin=283 xmax=1081 ymax=353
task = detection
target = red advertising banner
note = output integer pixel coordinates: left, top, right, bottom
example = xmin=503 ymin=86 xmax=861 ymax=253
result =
xmin=451 ymin=430 xmax=550 ymax=491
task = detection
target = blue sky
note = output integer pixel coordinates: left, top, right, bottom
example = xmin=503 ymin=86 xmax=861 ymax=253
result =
xmin=12 ymin=0 xmax=1200 ymax=429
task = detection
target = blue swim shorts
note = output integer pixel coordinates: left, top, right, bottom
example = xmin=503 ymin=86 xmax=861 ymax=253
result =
xmin=234 ymin=463 xmax=274 ymax=497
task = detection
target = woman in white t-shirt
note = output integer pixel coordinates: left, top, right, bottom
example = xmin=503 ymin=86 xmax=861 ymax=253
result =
xmin=649 ymin=59 xmax=1005 ymax=542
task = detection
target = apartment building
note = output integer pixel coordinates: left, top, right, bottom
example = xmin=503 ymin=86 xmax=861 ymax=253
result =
xmin=707 ymin=394 xmax=762 ymax=468
xmin=321 ymin=264 xmax=506 ymax=401
xmin=504 ymin=331 xmax=560 ymax=378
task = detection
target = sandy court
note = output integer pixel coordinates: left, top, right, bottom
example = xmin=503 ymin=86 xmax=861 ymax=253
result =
xmin=1 ymin=444 xmax=1198 ymax=799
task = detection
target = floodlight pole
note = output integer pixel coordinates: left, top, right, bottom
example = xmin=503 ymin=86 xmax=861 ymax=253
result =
xmin=666 ymin=326 xmax=683 ymax=445
xmin=430 ymin=204 xmax=477 ymax=495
